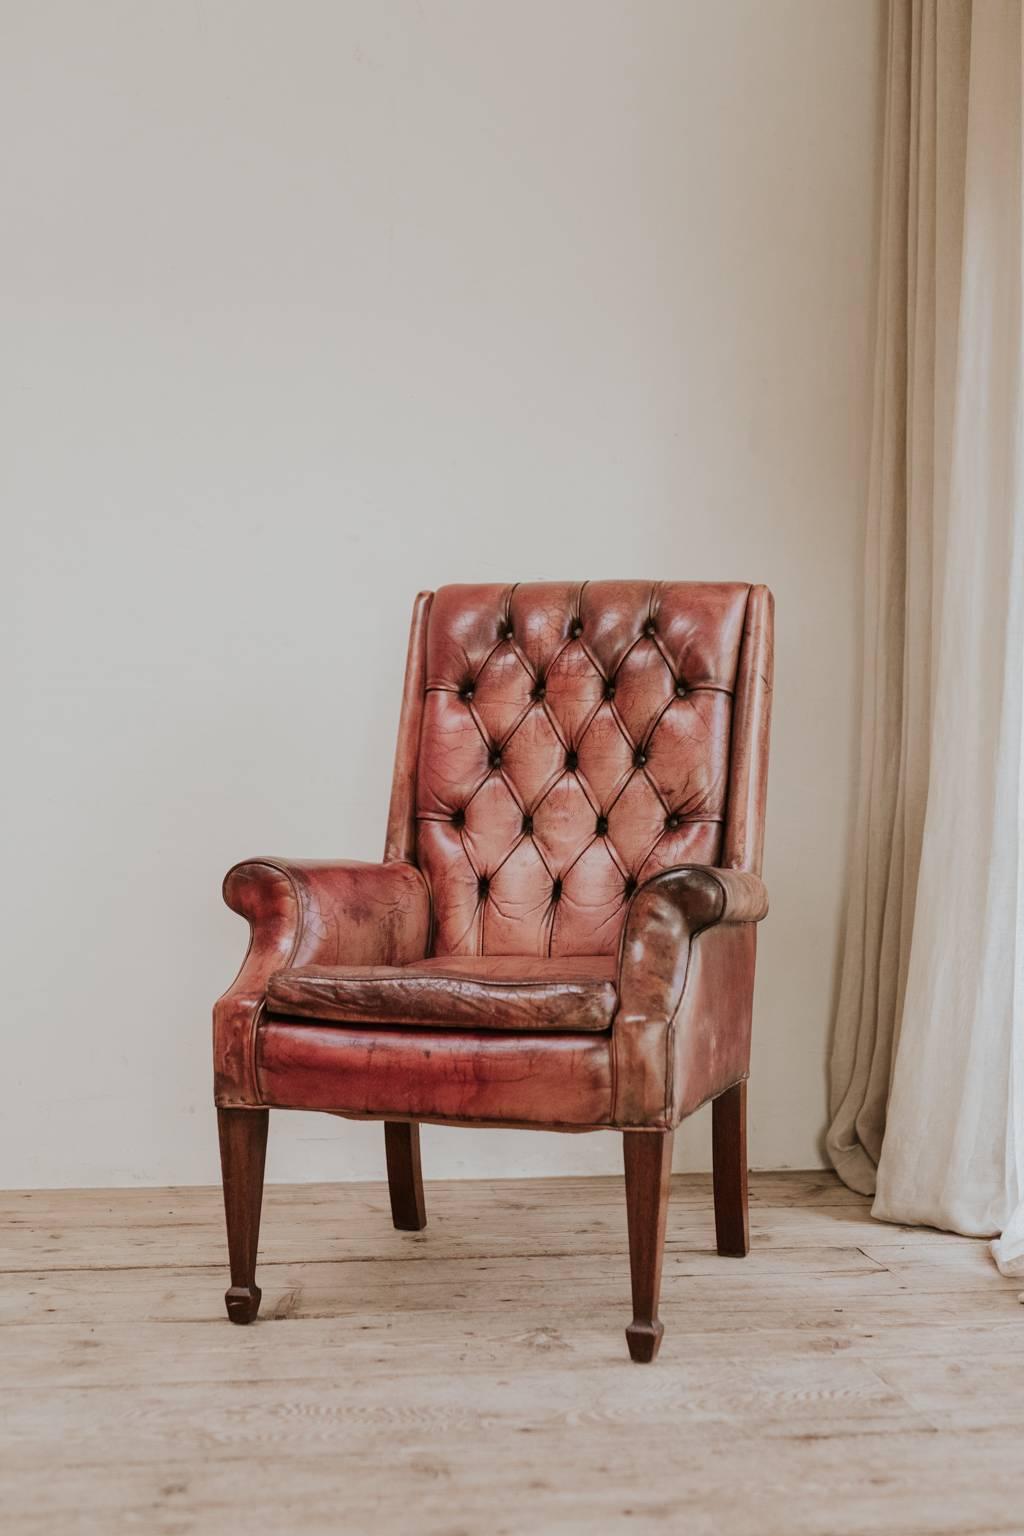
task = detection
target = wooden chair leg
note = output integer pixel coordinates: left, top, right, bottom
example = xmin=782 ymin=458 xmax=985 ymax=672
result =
xmin=712 ymin=1079 xmax=750 ymax=1257
xmin=217 ymin=1107 xmax=269 ymax=1323
xmin=622 ymin=1129 xmax=673 ymax=1363
xmin=385 ymin=1120 xmax=427 ymax=1231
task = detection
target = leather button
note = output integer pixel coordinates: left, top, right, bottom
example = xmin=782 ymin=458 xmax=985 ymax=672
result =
xmin=551 ymin=878 xmax=563 ymax=902
xmin=624 ymin=876 xmax=638 ymax=898
xmin=451 ymin=808 xmax=465 ymax=829
xmin=595 ymin=815 xmax=609 ymax=835
xmin=498 ymin=622 xmax=513 ymax=641
xmin=675 ymin=679 xmax=687 ymax=697
xmin=643 ymin=621 xmax=656 ymax=638
xmin=570 ymin=621 xmax=583 ymax=639
xmin=565 ymin=749 xmax=579 ymax=771
xmin=458 ymin=681 xmax=474 ymax=701
xmin=489 ymin=748 xmax=502 ymax=769
xmin=665 ymin=811 xmax=682 ymax=830
xmin=532 ymin=678 xmax=546 ymax=700
xmin=477 ymin=875 xmax=490 ymax=898
xmin=604 ymin=680 xmax=615 ymax=700
xmin=521 ymin=814 xmax=534 ymax=835
xmin=633 ymin=747 xmax=647 ymax=768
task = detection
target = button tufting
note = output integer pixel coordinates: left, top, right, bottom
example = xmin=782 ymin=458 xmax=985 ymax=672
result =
xmin=412 ymin=581 xmax=747 ymax=960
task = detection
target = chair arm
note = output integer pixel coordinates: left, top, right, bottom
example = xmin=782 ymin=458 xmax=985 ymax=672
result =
xmin=214 ymin=858 xmax=430 ymax=1106
xmin=612 ymin=866 xmax=767 ymax=1126
xmin=222 ymin=857 xmax=431 ymax=983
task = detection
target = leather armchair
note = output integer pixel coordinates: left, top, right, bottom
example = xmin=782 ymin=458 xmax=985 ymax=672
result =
xmin=214 ymin=581 xmax=773 ymax=1360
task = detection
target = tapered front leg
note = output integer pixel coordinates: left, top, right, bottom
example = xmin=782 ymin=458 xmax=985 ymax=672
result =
xmin=385 ymin=1121 xmax=427 ymax=1231
xmin=712 ymin=1080 xmax=750 ymax=1256
xmin=217 ymin=1107 xmax=269 ymax=1323
xmin=622 ymin=1130 xmax=674 ymax=1363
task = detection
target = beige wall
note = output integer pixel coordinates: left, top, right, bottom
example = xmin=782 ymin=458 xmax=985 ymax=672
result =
xmin=2 ymin=0 xmax=883 ymax=1186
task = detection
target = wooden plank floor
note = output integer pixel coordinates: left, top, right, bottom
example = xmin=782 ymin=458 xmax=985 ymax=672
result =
xmin=2 ymin=1170 xmax=1022 ymax=1535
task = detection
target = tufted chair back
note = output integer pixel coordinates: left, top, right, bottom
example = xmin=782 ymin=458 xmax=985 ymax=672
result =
xmin=384 ymin=582 xmax=772 ymax=959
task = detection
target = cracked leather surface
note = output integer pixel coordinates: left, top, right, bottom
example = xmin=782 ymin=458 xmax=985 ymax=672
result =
xmin=415 ymin=581 xmax=751 ymax=957
xmin=213 ymin=858 xmax=429 ymax=1105
xmin=214 ymin=581 xmax=774 ymax=1127
xmin=267 ymin=954 xmax=618 ymax=1033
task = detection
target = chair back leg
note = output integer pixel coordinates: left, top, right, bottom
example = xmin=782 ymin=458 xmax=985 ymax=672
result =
xmin=712 ymin=1080 xmax=750 ymax=1256
xmin=385 ymin=1120 xmax=427 ymax=1231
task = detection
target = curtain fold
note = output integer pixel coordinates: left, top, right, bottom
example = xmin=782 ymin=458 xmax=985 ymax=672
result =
xmin=827 ymin=0 xmax=1024 ymax=1275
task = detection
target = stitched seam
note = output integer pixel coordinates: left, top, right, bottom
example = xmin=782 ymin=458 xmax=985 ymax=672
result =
xmin=300 ymin=1111 xmax=620 ymax=1131
xmin=411 ymin=597 xmax=435 ymax=902
xmin=273 ymin=975 xmax=616 ymax=993
xmin=611 ymin=866 xmax=727 ymax=1126
xmin=241 ymin=859 xmax=306 ymax=1103
xmin=721 ymin=584 xmax=754 ymax=869
xmin=271 ymin=1017 xmax=614 ymax=1035
xmin=663 ymin=899 xmax=728 ymax=1125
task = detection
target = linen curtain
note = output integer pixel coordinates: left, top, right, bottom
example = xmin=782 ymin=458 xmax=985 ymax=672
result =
xmin=827 ymin=0 xmax=1024 ymax=1276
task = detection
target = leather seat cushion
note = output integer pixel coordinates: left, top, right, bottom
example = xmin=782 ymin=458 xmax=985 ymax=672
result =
xmin=266 ymin=954 xmax=618 ymax=1033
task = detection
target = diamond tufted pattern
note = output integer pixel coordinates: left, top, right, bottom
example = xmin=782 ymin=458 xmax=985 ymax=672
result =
xmin=416 ymin=581 xmax=752 ymax=958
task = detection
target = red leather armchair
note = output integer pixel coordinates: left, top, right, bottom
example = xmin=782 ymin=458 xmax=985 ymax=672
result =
xmin=214 ymin=581 xmax=773 ymax=1361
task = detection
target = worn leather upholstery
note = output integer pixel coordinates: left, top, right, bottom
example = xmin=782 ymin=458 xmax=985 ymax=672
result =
xmin=214 ymin=858 xmax=430 ymax=1106
xmin=267 ymin=955 xmax=618 ymax=1033
xmin=415 ymin=582 xmax=749 ymax=957
xmin=612 ymin=865 xmax=767 ymax=1125
xmin=257 ymin=1024 xmax=616 ymax=1129
xmin=215 ymin=581 xmax=774 ymax=1129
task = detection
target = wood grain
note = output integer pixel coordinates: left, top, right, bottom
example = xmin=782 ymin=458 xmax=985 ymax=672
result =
xmin=384 ymin=1120 xmax=427 ymax=1231
xmin=1 ymin=1170 xmax=1021 ymax=1535
xmin=217 ymin=1106 xmax=268 ymax=1323
xmin=623 ymin=1130 xmax=673 ymax=1360
xmin=712 ymin=1079 xmax=750 ymax=1255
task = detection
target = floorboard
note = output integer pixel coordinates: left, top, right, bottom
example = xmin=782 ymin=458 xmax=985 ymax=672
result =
xmin=1 ymin=1170 xmax=1020 ymax=1535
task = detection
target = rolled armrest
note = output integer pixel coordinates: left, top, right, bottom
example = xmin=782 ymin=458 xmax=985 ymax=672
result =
xmin=223 ymin=857 xmax=431 ymax=984
xmin=612 ymin=865 xmax=767 ymax=1127
xmin=617 ymin=865 xmax=767 ymax=1020
xmin=214 ymin=858 xmax=430 ymax=1105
